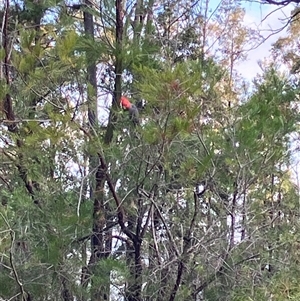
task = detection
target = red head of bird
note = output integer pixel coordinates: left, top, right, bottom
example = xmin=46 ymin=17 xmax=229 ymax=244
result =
xmin=120 ymin=96 xmax=132 ymax=110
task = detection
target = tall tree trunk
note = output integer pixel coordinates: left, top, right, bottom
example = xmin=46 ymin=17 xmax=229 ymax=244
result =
xmin=82 ymin=2 xmax=112 ymax=300
xmin=84 ymin=0 xmax=97 ymax=129
xmin=125 ymin=217 xmax=143 ymax=301
xmin=104 ymin=0 xmax=123 ymax=144
xmin=2 ymin=0 xmax=15 ymax=131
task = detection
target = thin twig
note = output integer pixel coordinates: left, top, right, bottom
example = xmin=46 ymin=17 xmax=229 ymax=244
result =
xmin=139 ymin=188 xmax=180 ymax=257
xmin=0 ymin=212 xmax=29 ymax=301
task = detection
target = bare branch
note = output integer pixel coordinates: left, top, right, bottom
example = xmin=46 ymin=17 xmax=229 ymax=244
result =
xmin=97 ymin=152 xmax=136 ymax=242
xmin=260 ymin=0 xmax=300 ymax=4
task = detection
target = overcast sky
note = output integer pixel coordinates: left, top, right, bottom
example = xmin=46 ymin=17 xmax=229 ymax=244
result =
xmin=238 ymin=1 xmax=294 ymax=80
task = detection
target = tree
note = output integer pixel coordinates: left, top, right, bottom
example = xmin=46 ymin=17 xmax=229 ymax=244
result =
xmin=1 ymin=0 xmax=300 ymax=300
xmin=0 ymin=0 xmax=89 ymax=300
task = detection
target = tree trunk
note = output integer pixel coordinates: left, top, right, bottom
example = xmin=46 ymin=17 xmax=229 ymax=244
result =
xmin=82 ymin=2 xmax=112 ymax=300
xmin=104 ymin=0 xmax=123 ymax=144
xmin=125 ymin=228 xmax=143 ymax=301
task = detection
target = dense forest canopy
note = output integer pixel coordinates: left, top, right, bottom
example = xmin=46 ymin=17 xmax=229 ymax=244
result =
xmin=1 ymin=0 xmax=300 ymax=301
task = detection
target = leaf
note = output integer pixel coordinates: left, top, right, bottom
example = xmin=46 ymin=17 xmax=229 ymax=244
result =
xmin=19 ymin=55 xmax=35 ymax=73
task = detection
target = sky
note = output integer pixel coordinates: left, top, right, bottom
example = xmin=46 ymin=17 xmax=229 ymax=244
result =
xmin=237 ymin=1 xmax=294 ymax=80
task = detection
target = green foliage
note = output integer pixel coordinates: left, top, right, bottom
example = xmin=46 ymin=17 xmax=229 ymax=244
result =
xmin=75 ymin=36 xmax=108 ymax=64
xmin=56 ymin=30 xmax=79 ymax=64
xmin=94 ymin=258 xmax=128 ymax=284
xmin=1 ymin=1 xmax=300 ymax=301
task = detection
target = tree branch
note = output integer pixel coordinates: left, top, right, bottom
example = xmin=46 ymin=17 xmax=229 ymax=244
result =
xmin=192 ymin=251 xmax=262 ymax=298
xmin=0 ymin=212 xmax=31 ymax=301
xmin=168 ymin=192 xmax=200 ymax=301
xmin=97 ymin=152 xmax=136 ymax=242
xmin=260 ymin=0 xmax=300 ymax=4
xmin=138 ymin=188 xmax=180 ymax=257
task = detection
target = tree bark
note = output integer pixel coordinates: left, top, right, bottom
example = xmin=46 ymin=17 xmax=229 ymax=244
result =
xmin=104 ymin=0 xmax=123 ymax=144
xmin=2 ymin=0 xmax=15 ymax=132
xmin=82 ymin=2 xmax=112 ymax=300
